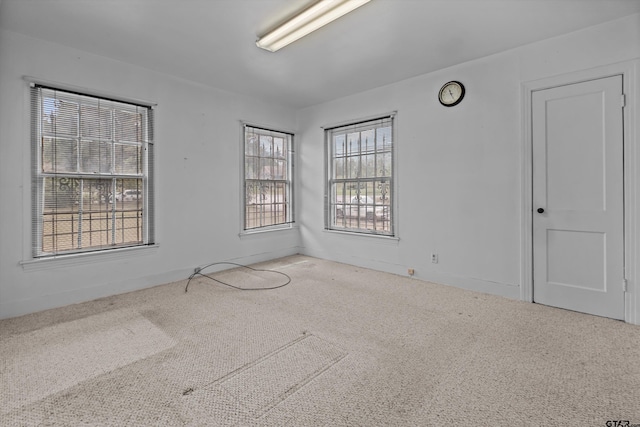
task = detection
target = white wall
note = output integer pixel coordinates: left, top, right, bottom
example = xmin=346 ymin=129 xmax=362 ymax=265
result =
xmin=296 ymin=14 xmax=640 ymax=300
xmin=0 ymin=30 xmax=300 ymax=319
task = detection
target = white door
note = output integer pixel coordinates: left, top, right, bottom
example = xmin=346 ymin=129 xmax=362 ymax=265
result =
xmin=532 ymin=75 xmax=624 ymax=320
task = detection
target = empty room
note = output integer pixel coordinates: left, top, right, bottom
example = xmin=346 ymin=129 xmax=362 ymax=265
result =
xmin=1 ymin=0 xmax=640 ymax=425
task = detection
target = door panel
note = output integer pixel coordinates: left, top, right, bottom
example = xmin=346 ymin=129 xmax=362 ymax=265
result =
xmin=546 ymin=230 xmax=605 ymax=291
xmin=545 ymin=93 xmax=605 ymax=212
xmin=532 ymin=75 xmax=624 ymax=320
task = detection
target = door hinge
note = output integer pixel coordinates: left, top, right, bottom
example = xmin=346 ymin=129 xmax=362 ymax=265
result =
xmin=621 ymin=94 xmax=626 ymax=108
xmin=623 ymin=278 xmax=628 ymax=292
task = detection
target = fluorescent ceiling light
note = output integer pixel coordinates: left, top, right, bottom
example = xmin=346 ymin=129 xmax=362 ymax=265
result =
xmin=256 ymin=0 xmax=371 ymax=52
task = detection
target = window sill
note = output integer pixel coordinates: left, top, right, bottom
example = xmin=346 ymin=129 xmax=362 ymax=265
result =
xmin=322 ymin=228 xmax=399 ymax=244
xmin=20 ymin=244 xmax=159 ymax=272
xmin=239 ymin=224 xmax=298 ymax=238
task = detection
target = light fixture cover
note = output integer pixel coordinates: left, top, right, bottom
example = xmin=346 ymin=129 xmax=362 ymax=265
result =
xmin=256 ymin=0 xmax=371 ymax=52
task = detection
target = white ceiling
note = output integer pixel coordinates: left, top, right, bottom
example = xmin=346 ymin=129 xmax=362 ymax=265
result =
xmin=1 ymin=0 xmax=640 ymax=108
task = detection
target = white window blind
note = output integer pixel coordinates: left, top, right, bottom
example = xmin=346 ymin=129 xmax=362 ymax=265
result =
xmin=243 ymin=125 xmax=294 ymax=230
xmin=326 ymin=115 xmax=394 ymax=235
xmin=31 ymin=85 xmax=155 ymax=257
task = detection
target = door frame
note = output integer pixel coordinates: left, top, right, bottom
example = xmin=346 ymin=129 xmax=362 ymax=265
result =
xmin=520 ymin=61 xmax=639 ymax=324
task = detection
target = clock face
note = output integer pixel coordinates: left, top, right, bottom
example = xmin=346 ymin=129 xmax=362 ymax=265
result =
xmin=438 ymin=81 xmax=465 ymax=106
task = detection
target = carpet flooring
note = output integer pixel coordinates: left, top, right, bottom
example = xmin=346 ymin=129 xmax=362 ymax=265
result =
xmin=1 ymin=255 xmax=639 ymax=426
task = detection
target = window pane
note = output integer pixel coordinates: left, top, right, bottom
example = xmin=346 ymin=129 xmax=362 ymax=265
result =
xmin=245 ymin=133 xmax=258 ymax=156
xmin=347 ymin=156 xmax=359 ymax=179
xmin=43 ymin=176 xmax=80 ymax=210
xmin=362 ymin=154 xmax=375 ymax=178
xmin=376 ymin=179 xmax=392 ymax=205
xmin=346 ymin=132 xmax=359 ymax=155
xmin=114 ymin=143 xmax=142 ymax=175
xmin=378 ymin=152 xmax=392 ymax=177
xmin=42 ymin=98 xmax=78 ymax=136
xmin=259 ymin=135 xmax=272 ymax=156
xmin=42 ymin=138 xmax=77 ymax=173
xmin=41 ymin=176 xmax=81 ymax=253
xmin=274 ymin=159 xmax=286 ymax=180
xmin=334 ymin=158 xmax=345 ymax=179
xmin=81 ymin=104 xmax=113 ymax=139
xmin=245 ymin=156 xmax=258 ymax=180
xmin=259 ymin=158 xmax=273 ymax=179
xmin=110 ymin=178 xmax=144 ymax=246
xmin=334 ymin=134 xmax=346 ymax=156
xmin=246 ymin=181 xmax=260 ymax=206
xmin=274 ymin=137 xmax=285 ymax=159
xmin=115 ymin=110 xmax=142 ymax=142
xmin=362 ymin=129 xmax=375 ymax=153
xmin=80 ymin=140 xmax=112 ymax=174
xmin=377 ymin=126 xmax=392 ymax=150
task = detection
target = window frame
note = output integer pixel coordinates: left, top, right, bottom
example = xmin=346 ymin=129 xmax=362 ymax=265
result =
xmin=324 ymin=113 xmax=396 ymax=237
xmin=241 ymin=123 xmax=295 ymax=234
xmin=30 ymin=83 xmax=155 ymax=258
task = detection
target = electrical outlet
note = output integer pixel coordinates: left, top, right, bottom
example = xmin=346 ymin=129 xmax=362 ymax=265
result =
xmin=431 ymin=253 xmax=438 ymax=264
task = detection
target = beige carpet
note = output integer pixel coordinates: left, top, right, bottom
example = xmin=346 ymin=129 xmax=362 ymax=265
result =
xmin=1 ymin=255 xmax=639 ymax=426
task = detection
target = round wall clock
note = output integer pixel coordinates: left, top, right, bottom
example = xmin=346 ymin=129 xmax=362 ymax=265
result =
xmin=438 ymin=81 xmax=465 ymax=107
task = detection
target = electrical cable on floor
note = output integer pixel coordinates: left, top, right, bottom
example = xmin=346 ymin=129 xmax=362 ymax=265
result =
xmin=184 ymin=261 xmax=291 ymax=293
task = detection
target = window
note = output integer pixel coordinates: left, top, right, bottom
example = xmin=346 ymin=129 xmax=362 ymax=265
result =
xmin=243 ymin=125 xmax=294 ymax=231
xmin=326 ymin=115 xmax=394 ymax=235
xmin=31 ymin=85 xmax=154 ymax=257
